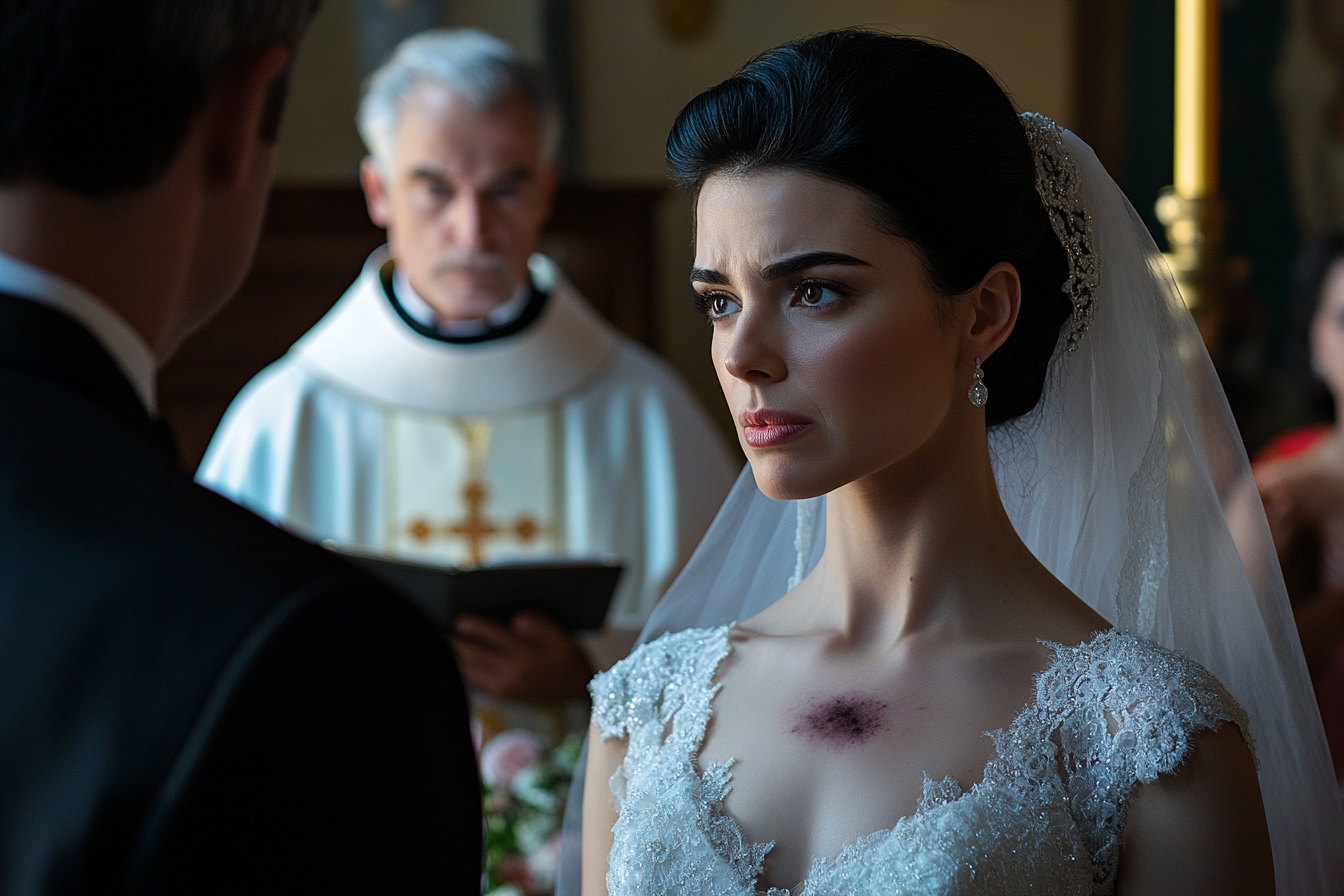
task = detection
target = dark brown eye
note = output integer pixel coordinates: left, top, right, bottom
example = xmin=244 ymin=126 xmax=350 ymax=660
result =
xmin=795 ymin=281 xmax=844 ymax=308
xmin=712 ymin=295 xmax=731 ymax=316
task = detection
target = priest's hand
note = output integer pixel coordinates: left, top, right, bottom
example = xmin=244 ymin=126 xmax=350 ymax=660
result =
xmin=452 ymin=612 xmax=595 ymax=701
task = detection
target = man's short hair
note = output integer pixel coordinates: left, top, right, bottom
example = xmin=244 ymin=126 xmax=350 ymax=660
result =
xmin=0 ymin=0 xmax=320 ymax=197
xmin=357 ymin=28 xmax=561 ymax=171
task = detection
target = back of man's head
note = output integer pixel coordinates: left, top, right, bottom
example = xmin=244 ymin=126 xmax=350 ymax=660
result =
xmin=0 ymin=0 xmax=320 ymax=197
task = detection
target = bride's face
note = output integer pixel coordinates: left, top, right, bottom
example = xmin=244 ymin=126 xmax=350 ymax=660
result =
xmin=694 ymin=169 xmax=970 ymax=500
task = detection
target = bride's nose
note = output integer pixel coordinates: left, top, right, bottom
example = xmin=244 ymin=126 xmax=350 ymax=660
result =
xmin=719 ymin=304 xmax=786 ymax=385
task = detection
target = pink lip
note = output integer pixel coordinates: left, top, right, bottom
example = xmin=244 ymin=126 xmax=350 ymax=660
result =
xmin=739 ymin=408 xmax=814 ymax=448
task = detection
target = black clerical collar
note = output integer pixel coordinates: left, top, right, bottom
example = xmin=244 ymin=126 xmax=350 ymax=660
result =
xmin=379 ymin=263 xmax=549 ymax=345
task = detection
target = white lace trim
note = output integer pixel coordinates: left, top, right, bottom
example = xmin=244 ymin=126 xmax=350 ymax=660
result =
xmin=591 ymin=626 xmax=1249 ymax=896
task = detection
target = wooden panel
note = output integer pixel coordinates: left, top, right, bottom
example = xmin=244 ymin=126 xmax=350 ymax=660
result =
xmin=1073 ymin=0 xmax=1131 ymax=178
xmin=541 ymin=185 xmax=662 ymax=348
xmin=159 ymin=184 xmax=663 ymax=470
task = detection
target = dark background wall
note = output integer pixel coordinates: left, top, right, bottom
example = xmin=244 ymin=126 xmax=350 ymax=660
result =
xmin=1075 ymin=0 xmax=1306 ymax=448
xmin=1125 ymin=0 xmax=1299 ymax=366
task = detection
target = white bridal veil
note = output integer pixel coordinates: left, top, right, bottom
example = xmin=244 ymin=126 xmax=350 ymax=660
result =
xmin=558 ymin=128 xmax=1344 ymax=894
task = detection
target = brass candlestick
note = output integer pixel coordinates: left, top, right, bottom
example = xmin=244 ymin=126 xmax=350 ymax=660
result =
xmin=1161 ymin=0 xmax=1229 ymax=355
xmin=1155 ymin=189 xmax=1229 ymax=351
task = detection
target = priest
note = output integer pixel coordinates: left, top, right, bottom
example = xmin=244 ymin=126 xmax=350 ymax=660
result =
xmin=198 ymin=29 xmax=737 ymax=726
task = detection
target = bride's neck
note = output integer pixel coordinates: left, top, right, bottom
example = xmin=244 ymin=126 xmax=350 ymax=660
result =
xmin=807 ymin=433 xmax=1033 ymax=645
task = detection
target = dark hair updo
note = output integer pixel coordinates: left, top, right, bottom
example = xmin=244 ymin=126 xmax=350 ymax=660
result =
xmin=666 ymin=29 xmax=1072 ymax=426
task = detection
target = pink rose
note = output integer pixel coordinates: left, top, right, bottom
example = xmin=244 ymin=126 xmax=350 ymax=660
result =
xmin=480 ymin=729 xmax=544 ymax=791
xmin=527 ymin=832 xmax=562 ymax=889
xmin=496 ymin=854 xmax=540 ymax=893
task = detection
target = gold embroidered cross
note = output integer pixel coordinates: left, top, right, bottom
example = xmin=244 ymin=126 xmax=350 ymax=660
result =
xmin=401 ymin=418 xmax=550 ymax=565
xmin=447 ymin=480 xmax=499 ymax=567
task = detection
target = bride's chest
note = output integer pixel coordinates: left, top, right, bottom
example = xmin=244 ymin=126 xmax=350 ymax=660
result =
xmin=694 ymin=643 xmax=1043 ymax=885
xmin=599 ymin=627 xmax=1235 ymax=896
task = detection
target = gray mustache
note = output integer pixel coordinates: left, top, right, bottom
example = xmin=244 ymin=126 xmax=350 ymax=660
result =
xmin=432 ymin=253 xmax=510 ymax=277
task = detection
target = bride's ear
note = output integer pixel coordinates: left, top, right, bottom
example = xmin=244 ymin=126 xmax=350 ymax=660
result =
xmin=963 ymin=262 xmax=1020 ymax=363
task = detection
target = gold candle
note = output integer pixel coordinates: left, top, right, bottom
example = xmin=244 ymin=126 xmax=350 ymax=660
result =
xmin=1174 ymin=0 xmax=1219 ymax=196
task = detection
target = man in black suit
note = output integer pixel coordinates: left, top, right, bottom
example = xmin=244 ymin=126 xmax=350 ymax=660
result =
xmin=0 ymin=2 xmax=482 ymax=893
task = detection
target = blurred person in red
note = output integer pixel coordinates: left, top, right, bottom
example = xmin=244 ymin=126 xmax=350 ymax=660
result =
xmin=1255 ymin=232 xmax=1344 ymax=791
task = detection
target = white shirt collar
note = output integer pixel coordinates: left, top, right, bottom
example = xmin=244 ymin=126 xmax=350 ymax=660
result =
xmin=0 ymin=252 xmax=158 ymax=414
xmin=392 ymin=268 xmax=534 ymax=338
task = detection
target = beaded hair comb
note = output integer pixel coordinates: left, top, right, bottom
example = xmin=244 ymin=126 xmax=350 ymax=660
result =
xmin=1020 ymin=112 xmax=1100 ymax=352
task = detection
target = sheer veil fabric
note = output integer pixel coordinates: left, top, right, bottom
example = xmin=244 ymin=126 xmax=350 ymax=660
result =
xmin=557 ymin=130 xmax=1344 ymax=894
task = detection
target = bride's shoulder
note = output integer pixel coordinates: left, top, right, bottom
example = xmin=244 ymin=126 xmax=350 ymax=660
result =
xmin=1033 ymin=630 xmax=1252 ymax=781
xmin=588 ymin=625 xmax=732 ymax=741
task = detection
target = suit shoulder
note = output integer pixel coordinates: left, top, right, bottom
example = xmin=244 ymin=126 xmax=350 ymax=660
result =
xmin=126 ymin=546 xmax=476 ymax=893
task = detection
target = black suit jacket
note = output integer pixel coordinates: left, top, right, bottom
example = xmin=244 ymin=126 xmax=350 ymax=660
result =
xmin=0 ymin=294 xmax=482 ymax=894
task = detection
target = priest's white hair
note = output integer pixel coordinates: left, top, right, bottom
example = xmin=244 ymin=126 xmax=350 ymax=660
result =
xmin=357 ymin=28 xmax=561 ymax=169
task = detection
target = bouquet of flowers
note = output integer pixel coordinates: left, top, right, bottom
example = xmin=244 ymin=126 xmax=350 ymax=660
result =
xmin=480 ymin=730 xmax=581 ymax=896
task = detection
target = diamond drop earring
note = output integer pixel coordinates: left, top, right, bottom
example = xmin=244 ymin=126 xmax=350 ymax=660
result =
xmin=968 ymin=358 xmax=988 ymax=408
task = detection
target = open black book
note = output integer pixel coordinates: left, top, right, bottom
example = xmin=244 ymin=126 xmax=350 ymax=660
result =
xmin=324 ymin=541 xmax=621 ymax=632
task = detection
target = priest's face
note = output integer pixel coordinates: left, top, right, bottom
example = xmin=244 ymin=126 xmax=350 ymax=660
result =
xmin=693 ymin=170 xmax=988 ymax=501
xmin=361 ymin=83 xmax=557 ymax=323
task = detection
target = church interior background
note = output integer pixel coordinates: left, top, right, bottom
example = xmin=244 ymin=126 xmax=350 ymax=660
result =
xmin=159 ymin=0 xmax=1327 ymax=469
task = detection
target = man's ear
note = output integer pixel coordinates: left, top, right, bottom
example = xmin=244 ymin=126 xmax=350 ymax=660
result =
xmin=965 ymin=262 xmax=1021 ymax=363
xmin=203 ymin=45 xmax=291 ymax=189
xmin=360 ymin=157 xmax=391 ymax=228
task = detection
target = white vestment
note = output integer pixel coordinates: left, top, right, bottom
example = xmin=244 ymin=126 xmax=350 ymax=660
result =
xmin=198 ymin=249 xmax=738 ymax=646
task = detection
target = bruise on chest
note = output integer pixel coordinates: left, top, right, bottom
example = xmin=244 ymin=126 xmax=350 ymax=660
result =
xmin=789 ymin=693 xmax=891 ymax=749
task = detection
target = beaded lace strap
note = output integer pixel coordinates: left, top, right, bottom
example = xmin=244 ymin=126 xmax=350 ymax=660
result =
xmin=1020 ymin=112 xmax=1100 ymax=352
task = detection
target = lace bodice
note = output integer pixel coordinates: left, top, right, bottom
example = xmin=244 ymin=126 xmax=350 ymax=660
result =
xmin=590 ymin=626 xmax=1249 ymax=896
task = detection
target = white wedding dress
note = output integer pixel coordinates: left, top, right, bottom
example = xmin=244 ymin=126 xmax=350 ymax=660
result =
xmin=556 ymin=123 xmax=1344 ymax=896
xmin=591 ymin=625 xmax=1247 ymax=896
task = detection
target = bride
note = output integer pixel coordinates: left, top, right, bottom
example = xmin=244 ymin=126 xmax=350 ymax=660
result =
xmin=574 ymin=29 xmax=1343 ymax=896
